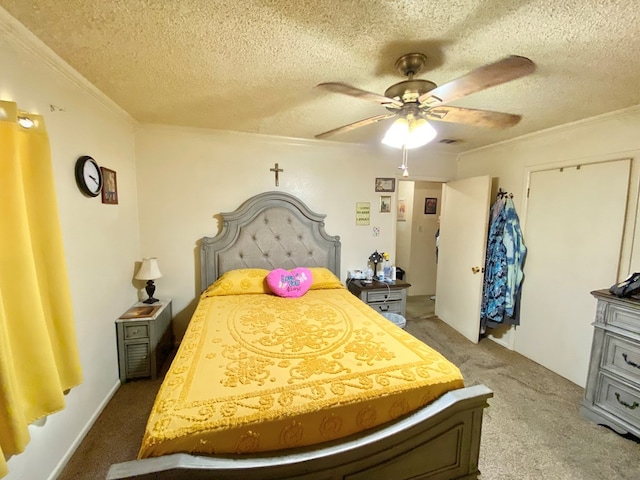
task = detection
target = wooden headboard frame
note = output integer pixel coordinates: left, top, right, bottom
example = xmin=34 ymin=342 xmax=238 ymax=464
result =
xmin=200 ymin=191 xmax=341 ymax=290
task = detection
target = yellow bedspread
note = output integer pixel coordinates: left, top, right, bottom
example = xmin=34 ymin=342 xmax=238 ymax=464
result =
xmin=139 ymin=271 xmax=464 ymax=458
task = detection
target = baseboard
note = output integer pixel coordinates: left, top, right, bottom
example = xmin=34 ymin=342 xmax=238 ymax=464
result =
xmin=488 ymin=335 xmax=509 ymax=348
xmin=49 ymin=379 xmax=121 ymax=480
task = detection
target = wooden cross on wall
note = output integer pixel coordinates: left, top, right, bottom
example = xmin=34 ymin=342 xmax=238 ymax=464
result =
xmin=270 ymin=163 xmax=284 ymax=186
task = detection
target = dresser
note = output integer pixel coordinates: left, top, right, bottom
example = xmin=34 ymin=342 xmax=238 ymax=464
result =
xmin=115 ymin=299 xmax=173 ymax=383
xmin=347 ymin=279 xmax=411 ymax=317
xmin=581 ymin=290 xmax=640 ymax=438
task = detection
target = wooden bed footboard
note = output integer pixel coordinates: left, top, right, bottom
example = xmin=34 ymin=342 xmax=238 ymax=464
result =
xmin=107 ymin=384 xmax=492 ymax=480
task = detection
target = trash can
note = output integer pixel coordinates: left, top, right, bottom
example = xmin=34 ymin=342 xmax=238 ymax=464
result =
xmin=381 ymin=312 xmax=407 ymax=330
xmin=395 ymin=267 xmax=405 ymax=280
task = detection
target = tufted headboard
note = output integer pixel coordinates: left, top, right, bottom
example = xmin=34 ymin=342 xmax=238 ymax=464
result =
xmin=200 ymin=191 xmax=341 ymax=291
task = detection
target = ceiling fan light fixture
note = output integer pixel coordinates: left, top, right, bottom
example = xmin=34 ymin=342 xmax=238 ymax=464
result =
xmin=381 ymin=117 xmax=409 ymax=148
xmin=406 ymin=117 xmax=437 ymax=149
xmin=316 ymin=55 xmax=534 ymax=145
xmin=381 ymin=115 xmax=436 ymax=149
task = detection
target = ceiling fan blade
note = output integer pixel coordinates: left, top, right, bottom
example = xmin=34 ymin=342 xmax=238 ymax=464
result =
xmin=418 ymin=55 xmax=535 ymax=107
xmin=315 ymin=113 xmax=397 ymax=139
xmin=423 ymin=106 xmax=521 ymax=128
xmin=317 ymin=82 xmax=403 ymax=108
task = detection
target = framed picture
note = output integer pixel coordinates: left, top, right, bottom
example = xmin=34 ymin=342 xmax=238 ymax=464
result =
xmin=380 ymin=195 xmax=391 ymax=213
xmin=355 ymin=202 xmax=370 ymax=226
xmin=119 ymin=305 xmax=160 ymax=319
xmin=375 ymin=177 xmax=395 ymax=192
xmin=101 ymin=167 xmax=118 ymax=204
xmin=424 ymin=197 xmax=437 ymax=215
xmin=397 ymin=199 xmax=407 ymax=221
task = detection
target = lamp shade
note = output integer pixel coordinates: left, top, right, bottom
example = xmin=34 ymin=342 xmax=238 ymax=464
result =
xmin=405 ymin=118 xmax=437 ymax=148
xmin=381 ymin=117 xmax=409 ymax=148
xmin=135 ymin=257 xmax=162 ymax=280
xmin=381 ymin=115 xmax=437 ymax=149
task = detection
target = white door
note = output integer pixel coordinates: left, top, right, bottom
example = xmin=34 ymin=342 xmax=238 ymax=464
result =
xmin=515 ymin=159 xmax=630 ymax=387
xmin=435 ymin=175 xmax=492 ymax=343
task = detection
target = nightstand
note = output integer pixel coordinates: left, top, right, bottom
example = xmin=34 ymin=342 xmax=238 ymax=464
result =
xmin=115 ymin=299 xmax=173 ymax=383
xmin=347 ymin=279 xmax=412 ymax=317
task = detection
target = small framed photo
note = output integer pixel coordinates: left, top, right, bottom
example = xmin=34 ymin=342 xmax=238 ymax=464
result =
xmin=101 ymin=167 xmax=118 ymax=205
xmin=397 ymin=199 xmax=407 ymax=221
xmin=380 ymin=195 xmax=391 ymax=213
xmin=375 ymin=177 xmax=396 ymax=192
xmin=424 ymin=197 xmax=437 ymax=215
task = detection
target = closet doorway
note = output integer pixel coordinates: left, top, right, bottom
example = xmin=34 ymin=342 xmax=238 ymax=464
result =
xmin=396 ymin=180 xmax=443 ymax=299
xmin=515 ymin=159 xmax=630 ymax=387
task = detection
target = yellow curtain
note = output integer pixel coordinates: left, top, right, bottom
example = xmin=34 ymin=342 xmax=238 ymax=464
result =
xmin=0 ymin=100 xmax=82 ymax=478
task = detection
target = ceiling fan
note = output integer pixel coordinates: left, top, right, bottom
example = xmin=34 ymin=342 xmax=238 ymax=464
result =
xmin=315 ymin=53 xmax=536 ymax=149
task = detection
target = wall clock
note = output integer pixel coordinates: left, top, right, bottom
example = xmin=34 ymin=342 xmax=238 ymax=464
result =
xmin=75 ymin=155 xmax=103 ymax=197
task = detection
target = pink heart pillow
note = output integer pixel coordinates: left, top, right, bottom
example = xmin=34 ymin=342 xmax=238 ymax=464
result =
xmin=266 ymin=268 xmax=312 ymax=298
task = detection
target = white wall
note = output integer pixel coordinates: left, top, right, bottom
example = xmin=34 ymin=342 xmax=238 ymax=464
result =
xmin=134 ymin=126 xmax=459 ymax=339
xmin=1 ymin=10 xmax=140 ymax=480
xmin=456 ymin=105 xmax=640 ymax=352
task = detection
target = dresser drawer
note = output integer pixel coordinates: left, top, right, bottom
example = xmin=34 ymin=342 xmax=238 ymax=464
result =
xmin=366 ymin=289 xmax=403 ymax=303
xmin=595 ymin=373 xmax=640 ymax=427
xmin=370 ymin=302 xmax=403 ymax=315
xmin=603 ymin=333 xmax=640 ymax=384
xmin=124 ymin=323 xmax=149 ymax=340
xmin=605 ymin=303 xmax=640 ymax=335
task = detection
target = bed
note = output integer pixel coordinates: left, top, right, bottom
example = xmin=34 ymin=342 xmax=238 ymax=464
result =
xmin=107 ymin=191 xmax=492 ymax=480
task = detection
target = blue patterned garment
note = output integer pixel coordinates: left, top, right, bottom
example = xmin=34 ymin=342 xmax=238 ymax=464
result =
xmin=480 ymin=199 xmax=508 ymax=325
xmin=502 ymin=198 xmax=526 ymax=318
xmin=480 ymin=196 xmax=526 ymax=330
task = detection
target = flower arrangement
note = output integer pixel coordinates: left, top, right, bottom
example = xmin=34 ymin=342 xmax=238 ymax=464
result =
xmin=369 ymin=251 xmax=392 ymax=279
xmin=368 ymin=250 xmax=383 ymax=267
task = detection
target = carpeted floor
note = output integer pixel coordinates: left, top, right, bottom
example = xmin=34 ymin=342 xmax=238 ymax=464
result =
xmin=59 ymin=295 xmax=640 ymax=479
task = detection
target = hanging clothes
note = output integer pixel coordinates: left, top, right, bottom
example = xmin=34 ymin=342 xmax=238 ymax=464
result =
xmin=480 ymin=193 xmax=526 ymax=330
xmin=480 ymin=197 xmax=508 ymax=325
xmin=503 ymin=198 xmax=527 ymax=318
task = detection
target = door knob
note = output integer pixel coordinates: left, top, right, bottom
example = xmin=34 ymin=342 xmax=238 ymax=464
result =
xmin=471 ymin=266 xmax=483 ymax=274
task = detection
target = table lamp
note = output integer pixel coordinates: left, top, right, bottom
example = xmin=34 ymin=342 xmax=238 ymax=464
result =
xmin=135 ymin=257 xmax=162 ymax=304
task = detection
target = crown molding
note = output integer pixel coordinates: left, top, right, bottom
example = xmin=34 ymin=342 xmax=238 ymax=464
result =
xmin=461 ymin=103 xmax=640 ymax=157
xmin=136 ymin=122 xmax=384 ymax=153
xmin=0 ymin=6 xmax=133 ymax=123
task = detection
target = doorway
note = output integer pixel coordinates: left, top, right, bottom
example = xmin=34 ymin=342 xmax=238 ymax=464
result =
xmin=396 ymin=180 xmax=443 ymax=304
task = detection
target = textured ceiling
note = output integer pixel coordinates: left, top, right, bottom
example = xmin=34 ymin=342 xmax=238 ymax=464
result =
xmin=2 ymin=0 xmax=640 ymax=153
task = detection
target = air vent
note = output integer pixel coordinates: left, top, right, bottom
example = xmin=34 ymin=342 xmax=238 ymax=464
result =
xmin=439 ymin=138 xmax=461 ymax=144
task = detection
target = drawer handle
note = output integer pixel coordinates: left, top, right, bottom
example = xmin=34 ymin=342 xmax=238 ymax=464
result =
xmin=614 ymin=392 xmax=639 ymax=410
xmin=380 ymin=305 xmax=389 ymax=312
xmin=622 ymin=353 xmax=639 ymax=369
